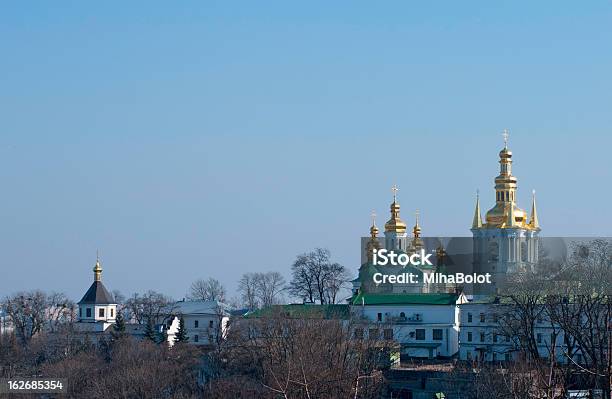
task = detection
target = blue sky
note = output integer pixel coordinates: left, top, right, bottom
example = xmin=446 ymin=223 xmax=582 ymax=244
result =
xmin=1 ymin=1 xmax=611 ymax=301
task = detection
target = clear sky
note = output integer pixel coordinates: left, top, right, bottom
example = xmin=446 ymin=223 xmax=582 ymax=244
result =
xmin=1 ymin=1 xmax=611 ymax=301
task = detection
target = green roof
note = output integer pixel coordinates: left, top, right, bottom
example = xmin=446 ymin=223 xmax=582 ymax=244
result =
xmin=351 ymin=293 xmax=459 ymax=306
xmin=245 ymin=304 xmax=350 ymax=319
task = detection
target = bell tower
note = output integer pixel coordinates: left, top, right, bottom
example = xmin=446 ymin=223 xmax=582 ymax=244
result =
xmin=471 ymin=131 xmax=541 ymax=295
xmin=384 ymin=185 xmax=408 ymax=251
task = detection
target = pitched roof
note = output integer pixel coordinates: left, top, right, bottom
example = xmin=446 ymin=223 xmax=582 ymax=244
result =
xmin=351 ymin=292 xmax=460 ymax=306
xmin=173 ymin=300 xmax=231 ymax=316
xmin=78 ymin=281 xmax=115 ymax=304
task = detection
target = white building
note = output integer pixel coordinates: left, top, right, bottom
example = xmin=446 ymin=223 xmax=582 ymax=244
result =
xmin=351 ymin=292 xmax=467 ymax=359
xmin=458 ymin=298 xmax=572 ymax=363
xmin=172 ymin=300 xmax=231 ymax=347
xmin=75 ymin=256 xmax=117 ymax=333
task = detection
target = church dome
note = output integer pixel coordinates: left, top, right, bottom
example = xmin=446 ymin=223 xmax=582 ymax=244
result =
xmin=385 ymin=201 xmax=407 ymax=233
xmin=485 ymin=202 xmax=527 ymax=228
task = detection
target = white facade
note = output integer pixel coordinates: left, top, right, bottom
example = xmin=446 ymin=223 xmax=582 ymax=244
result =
xmin=173 ymin=300 xmax=230 ymax=346
xmin=458 ymin=301 xmax=570 ymax=363
xmin=78 ymin=303 xmax=117 ymax=324
xmin=351 ymin=294 xmax=467 ymax=359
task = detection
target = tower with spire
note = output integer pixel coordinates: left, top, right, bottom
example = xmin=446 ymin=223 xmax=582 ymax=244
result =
xmin=471 ymin=131 xmax=541 ymax=295
xmin=384 ymin=185 xmax=408 ymax=251
xmin=77 ymin=254 xmax=118 ymax=330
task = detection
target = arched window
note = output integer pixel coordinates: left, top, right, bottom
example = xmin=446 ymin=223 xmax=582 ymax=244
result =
xmin=400 ymin=312 xmax=406 ymax=318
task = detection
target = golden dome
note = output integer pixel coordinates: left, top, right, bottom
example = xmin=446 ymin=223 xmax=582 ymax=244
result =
xmin=385 ymin=201 xmax=407 ymax=233
xmin=93 ymin=256 xmax=102 ymax=282
xmin=485 ymin=202 xmax=528 ymax=228
xmin=370 ymin=224 xmax=379 ymax=236
xmin=479 ymin=131 xmax=540 ymax=230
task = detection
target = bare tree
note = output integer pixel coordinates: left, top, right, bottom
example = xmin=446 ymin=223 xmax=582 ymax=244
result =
xmin=46 ymin=292 xmax=76 ymax=332
xmin=323 ymin=262 xmax=349 ymax=304
xmin=125 ymin=290 xmax=175 ymax=325
xmin=255 ymin=272 xmax=286 ymax=308
xmin=289 ymin=253 xmax=316 ymax=303
xmin=2 ymin=290 xmax=47 ymax=345
xmin=206 ymin=310 xmax=387 ymax=398
xmin=41 ymin=336 xmax=202 ymax=398
xmin=238 ymin=273 xmax=259 ymax=310
xmin=188 ymin=278 xmax=226 ymax=302
xmin=289 ymin=248 xmax=347 ymax=304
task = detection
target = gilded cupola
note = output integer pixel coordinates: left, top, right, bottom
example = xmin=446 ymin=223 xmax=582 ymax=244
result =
xmin=483 ymin=130 xmax=533 ymax=229
xmin=384 ymin=185 xmax=407 ymax=233
xmin=366 ymin=211 xmax=381 ymax=262
xmin=93 ymin=253 xmax=102 ymax=281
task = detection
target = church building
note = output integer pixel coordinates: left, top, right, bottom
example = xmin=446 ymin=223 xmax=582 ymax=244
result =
xmin=470 ymin=131 xmax=540 ymax=295
xmin=75 ymin=255 xmax=118 ymax=332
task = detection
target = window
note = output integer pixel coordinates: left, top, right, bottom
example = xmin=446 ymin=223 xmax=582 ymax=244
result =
xmin=467 ymin=332 xmax=473 ymax=342
xmin=209 ymin=320 xmax=214 ymax=328
xmin=488 ymin=241 xmax=499 ymax=262
xmin=505 ymin=335 xmax=510 ymax=342
xmin=99 ymin=308 xmax=105 ymax=317
xmin=521 ymin=242 xmax=528 ymax=262
xmin=399 ymin=312 xmax=406 ymax=318
xmin=194 ymin=320 xmax=199 ymax=328
xmin=480 ymin=313 xmax=485 ymax=323
xmin=467 ymin=313 xmax=473 ymax=323
xmin=433 ymin=329 xmax=443 ymax=341
xmin=79 ymin=308 xmax=82 ymax=318
xmin=384 ymin=329 xmax=393 ymax=340
xmin=505 ymin=353 xmax=511 ymax=361
xmin=354 ymin=328 xmax=364 ymax=339
xmin=480 ymin=332 xmax=485 ymax=342
xmin=415 ymin=329 xmax=425 ymax=340
xmin=537 ymin=316 xmax=543 ymax=324
xmin=493 ymin=314 xmax=498 ymax=323
xmin=377 ymin=313 xmax=382 ymax=322
xmin=537 ymin=333 xmax=542 ymax=344
xmin=110 ymin=308 xmax=114 ymax=317
xmin=86 ymin=308 xmax=92 ymax=318
xmin=194 ymin=334 xmax=199 ymax=343
xmin=493 ymin=333 xmax=498 ymax=343
xmin=467 ymin=351 xmax=472 ymax=360
xmin=369 ymin=329 xmax=379 ymax=340
xmin=492 ymin=353 xmax=497 ymax=361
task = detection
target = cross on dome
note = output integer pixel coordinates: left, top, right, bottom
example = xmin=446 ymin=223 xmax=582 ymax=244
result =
xmin=391 ymin=184 xmax=399 ymax=201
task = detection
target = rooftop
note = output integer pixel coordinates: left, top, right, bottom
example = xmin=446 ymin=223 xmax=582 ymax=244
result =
xmin=351 ymin=292 xmax=460 ymax=306
xmin=78 ymin=281 xmax=115 ymax=305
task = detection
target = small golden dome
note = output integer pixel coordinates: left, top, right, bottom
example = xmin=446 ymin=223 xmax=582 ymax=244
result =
xmin=370 ymin=224 xmax=379 ymax=236
xmin=385 ymin=201 xmax=407 ymax=233
xmin=499 ymin=147 xmax=512 ymax=158
xmin=93 ymin=257 xmax=103 ymax=282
